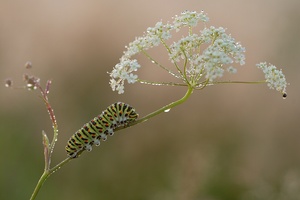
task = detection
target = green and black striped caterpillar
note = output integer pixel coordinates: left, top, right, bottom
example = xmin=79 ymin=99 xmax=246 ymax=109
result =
xmin=66 ymin=102 xmax=138 ymax=158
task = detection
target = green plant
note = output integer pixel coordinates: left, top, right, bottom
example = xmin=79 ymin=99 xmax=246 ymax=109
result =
xmin=5 ymin=11 xmax=288 ymax=200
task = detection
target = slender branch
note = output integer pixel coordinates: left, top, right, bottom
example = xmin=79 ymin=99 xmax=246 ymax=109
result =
xmin=42 ymin=131 xmax=50 ymax=170
xmin=30 ymin=157 xmax=72 ymax=200
xmin=211 ymin=80 xmax=267 ymax=85
xmin=181 ymin=47 xmax=190 ymax=84
xmin=138 ymin=79 xmax=188 ymax=87
xmin=37 ymin=81 xmax=59 ymax=169
xmin=30 ymin=81 xmax=61 ymax=200
xmin=49 ymin=157 xmax=72 ymax=175
xmin=160 ymin=38 xmax=185 ymax=78
xmin=140 ymin=49 xmax=181 ymax=79
xmin=115 ymin=85 xmax=194 ymax=131
xmin=188 ymin=26 xmax=192 ymax=35
xmin=30 ymin=171 xmax=49 ymax=200
xmin=193 ymin=80 xmax=267 ymax=90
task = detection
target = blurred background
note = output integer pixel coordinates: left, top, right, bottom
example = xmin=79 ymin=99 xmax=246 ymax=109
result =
xmin=1 ymin=0 xmax=299 ymax=199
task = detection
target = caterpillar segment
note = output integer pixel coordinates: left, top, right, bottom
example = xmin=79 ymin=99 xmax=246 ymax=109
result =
xmin=65 ymin=102 xmax=138 ymax=158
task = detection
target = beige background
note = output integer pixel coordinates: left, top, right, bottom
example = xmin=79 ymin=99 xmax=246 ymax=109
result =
xmin=1 ymin=0 xmax=299 ymax=199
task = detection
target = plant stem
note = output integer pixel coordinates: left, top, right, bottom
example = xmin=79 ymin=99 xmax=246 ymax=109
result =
xmin=212 ymin=80 xmax=267 ymax=84
xmin=30 ymin=81 xmax=67 ymax=200
xmin=30 ymin=157 xmax=72 ymax=200
xmin=136 ymin=86 xmax=193 ymax=124
xmin=115 ymin=85 xmax=194 ymax=131
xmin=30 ymin=171 xmax=49 ymax=200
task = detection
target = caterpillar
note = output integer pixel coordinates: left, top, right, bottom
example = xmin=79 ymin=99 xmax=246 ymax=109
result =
xmin=65 ymin=102 xmax=138 ymax=158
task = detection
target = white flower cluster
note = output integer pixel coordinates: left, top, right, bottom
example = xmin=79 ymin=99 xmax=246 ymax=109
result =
xmin=169 ymin=26 xmax=246 ymax=82
xmin=110 ymin=10 xmax=246 ymax=93
xmin=172 ymin=10 xmax=209 ymax=31
xmin=110 ymin=58 xmax=140 ymax=94
xmin=256 ymin=62 xmax=287 ymax=95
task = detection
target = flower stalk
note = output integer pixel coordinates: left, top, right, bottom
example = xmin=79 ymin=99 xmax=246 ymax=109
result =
xmin=30 ymin=157 xmax=72 ymax=200
xmin=115 ymin=85 xmax=194 ymax=131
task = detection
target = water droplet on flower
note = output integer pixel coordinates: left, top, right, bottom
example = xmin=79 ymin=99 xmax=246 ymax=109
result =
xmin=164 ymin=108 xmax=171 ymax=113
xmin=5 ymin=79 xmax=13 ymax=87
xmin=282 ymin=92 xmax=287 ymax=99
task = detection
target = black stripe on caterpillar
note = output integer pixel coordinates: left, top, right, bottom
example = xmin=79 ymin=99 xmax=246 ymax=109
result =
xmin=65 ymin=102 xmax=138 ymax=158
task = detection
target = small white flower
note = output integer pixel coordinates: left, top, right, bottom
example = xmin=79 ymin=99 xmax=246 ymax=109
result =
xmin=127 ymin=73 xmax=138 ymax=84
xmin=172 ymin=10 xmax=209 ymax=31
xmin=109 ymin=57 xmax=141 ymax=93
xmin=109 ymin=79 xmax=117 ymax=91
xmin=227 ymin=66 xmax=237 ymax=74
xmin=205 ymin=65 xmax=224 ymax=81
xmin=116 ymin=84 xmax=124 ymax=94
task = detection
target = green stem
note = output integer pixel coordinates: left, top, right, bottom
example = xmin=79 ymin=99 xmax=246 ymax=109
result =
xmin=136 ymin=85 xmax=193 ymax=124
xmin=49 ymin=157 xmax=72 ymax=175
xmin=160 ymin=38 xmax=184 ymax=78
xmin=115 ymin=85 xmax=194 ymax=131
xmin=138 ymin=79 xmax=188 ymax=87
xmin=30 ymin=171 xmax=50 ymax=200
xmin=212 ymin=80 xmax=267 ymax=84
xmin=30 ymin=157 xmax=72 ymax=200
xmin=140 ymin=49 xmax=181 ymax=79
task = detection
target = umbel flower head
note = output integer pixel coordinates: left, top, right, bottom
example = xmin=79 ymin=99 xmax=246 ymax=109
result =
xmin=257 ymin=62 xmax=287 ymax=96
xmin=109 ymin=10 xmax=287 ymax=96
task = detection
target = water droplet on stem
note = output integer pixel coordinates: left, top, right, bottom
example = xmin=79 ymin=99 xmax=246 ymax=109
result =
xmin=164 ymin=108 xmax=171 ymax=113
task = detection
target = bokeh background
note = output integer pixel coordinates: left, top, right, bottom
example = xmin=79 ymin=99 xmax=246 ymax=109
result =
xmin=1 ymin=0 xmax=299 ymax=199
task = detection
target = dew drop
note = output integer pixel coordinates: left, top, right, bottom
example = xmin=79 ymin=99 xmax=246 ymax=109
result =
xmin=4 ymin=79 xmax=13 ymax=87
xmin=164 ymin=108 xmax=171 ymax=113
xmin=282 ymin=92 xmax=287 ymax=99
